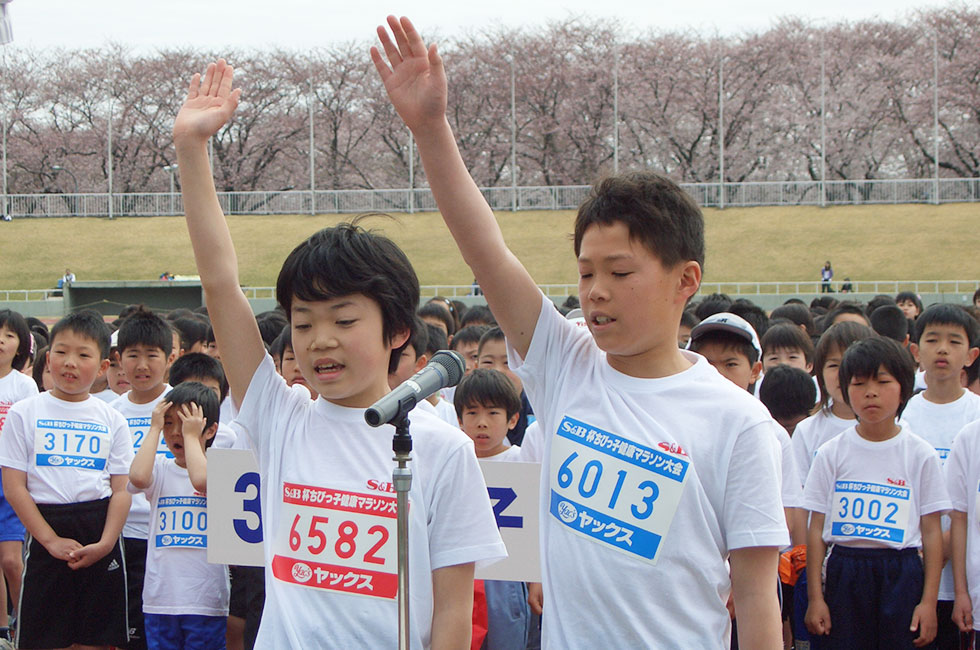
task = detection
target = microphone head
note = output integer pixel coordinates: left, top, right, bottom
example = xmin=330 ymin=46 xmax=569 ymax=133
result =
xmin=429 ymin=350 xmax=465 ymax=388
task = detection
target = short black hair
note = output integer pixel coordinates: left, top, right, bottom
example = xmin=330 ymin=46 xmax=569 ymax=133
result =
xmin=865 ymin=294 xmax=897 ymax=316
xmin=0 ymin=309 xmax=33 ymax=372
xmin=256 ymin=311 xmax=289 ymax=347
xmin=759 ymin=365 xmax=816 ymax=421
xmin=869 ymin=304 xmax=909 ymax=343
xmin=477 ymin=327 xmax=507 ymax=357
xmin=423 ymin=297 xmax=458 ymax=334
xmin=770 ymin=303 xmax=816 ymax=337
xmin=761 ymin=322 xmax=814 ymax=365
xmin=164 ymin=381 xmax=220 ymax=448
xmin=689 ymin=330 xmax=759 ymax=365
xmin=966 ymin=355 xmax=979 ymax=388
xmin=680 ymin=310 xmax=701 ymax=330
xmin=453 ymin=368 xmax=522 ymax=419
xmin=814 ymin=321 xmax=875 ymax=411
xmin=730 ymin=299 xmax=770 ymax=339
xmin=423 ymin=322 xmax=447 ymax=358
xmin=839 ymin=337 xmax=916 ymax=418
xmin=451 ymin=325 xmax=490 ymax=350
xmin=824 ymin=302 xmax=870 ymax=330
xmin=31 ymin=345 xmax=49 ymax=391
xmin=171 ymin=317 xmax=209 ymax=354
xmin=574 ymin=172 xmax=705 ymax=273
xmin=168 ymin=353 xmax=229 ymax=402
xmin=275 ymin=221 xmax=419 ymax=374
xmin=117 ymin=307 xmax=173 ymax=356
xmin=270 ymin=324 xmax=291 ymax=361
xmin=459 ymin=305 xmax=495 ymax=329
xmin=419 ymin=302 xmax=455 ymax=337
xmin=50 ymin=310 xmax=111 ymax=360
xmin=914 ymin=304 xmax=980 ymax=346
xmin=404 ymin=316 xmax=429 ymax=361
xmin=695 ymin=293 xmax=732 ymax=321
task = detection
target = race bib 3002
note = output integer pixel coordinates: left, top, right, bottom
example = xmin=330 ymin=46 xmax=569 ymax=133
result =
xmin=830 ymin=481 xmax=911 ymax=544
xmin=271 ymin=482 xmax=398 ymax=599
xmin=548 ymin=416 xmax=689 ymax=565
xmin=156 ymin=496 xmax=207 ymax=548
xmin=34 ymin=419 xmax=111 ymax=470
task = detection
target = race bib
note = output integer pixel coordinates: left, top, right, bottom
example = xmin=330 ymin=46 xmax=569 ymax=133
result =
xmin=548 ymin=416 xmax=689 ymax=565
xmin=0 ymin=403 xmax=10 ymax=434
xmin=156 ymin=496 xmax=207 ymax=548
xmin=830 ymin=480 xmax=911 ymax=544
xmin=34 ymin=419 xmax=111 ymax=470
xmin=271 ymin=482 xmax=398 ymax=599
xmin=127 ymin=417 xmax=173 ymax=459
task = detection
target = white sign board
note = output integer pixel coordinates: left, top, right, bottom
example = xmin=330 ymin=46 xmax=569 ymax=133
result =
xmin=206 ymin=449 xmax=542 ymax=582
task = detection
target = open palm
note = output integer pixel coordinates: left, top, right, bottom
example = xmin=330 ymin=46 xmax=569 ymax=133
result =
xmin=371 ymin=16 xmax=447 ymax=132
xmin=173 ymin=59 xmax=242 ymax=144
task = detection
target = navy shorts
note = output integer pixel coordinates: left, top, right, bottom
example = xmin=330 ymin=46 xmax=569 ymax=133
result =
xmin=144 ymin=613 xmax=226 ymax=650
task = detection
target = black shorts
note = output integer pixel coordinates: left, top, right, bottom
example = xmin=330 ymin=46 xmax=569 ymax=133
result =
xmin=18 ymin=498 xmax=129 ymax=649
xmin=121 ymin=536 xmax=148 ymax=650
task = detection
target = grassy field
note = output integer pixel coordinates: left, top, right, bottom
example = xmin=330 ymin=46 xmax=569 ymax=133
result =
xmin=0 ymin=202 xmax=976 ymax=291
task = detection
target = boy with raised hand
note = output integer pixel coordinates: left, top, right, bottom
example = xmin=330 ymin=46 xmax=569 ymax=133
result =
xmin=174 ymin=58 xmax=504 ymax=649
xmin=372 ymin=16 xmax=787 ymax=647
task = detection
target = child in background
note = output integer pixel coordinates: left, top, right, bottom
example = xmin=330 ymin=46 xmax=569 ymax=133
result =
xmin=896 ymin=292 xmax=924 ymax=322
xmin=421 ymin=323 xmax=459 ymax=426
xmin=107 ymin=334 xmax=132 ymax=396
xmin=760 ymin=322 xmax=814 ymax=375
xmin=902 ymin=304 xmax=980 ymax=647
xmin=687 ymin=312 xmax=763 ymax=391
xmin=374 ymin=17 xmax=787 ymax=645
xmin=111 ymin=306 xmax=177 ymax=650
xmin=758 ymin=365 xmax=817 ymax=437
xmin=454 ymin=368 xmax=529 ymax=650
xmin=945 ymin=418 xmax=980 ymax=640
xmin=451 ymin=325 xmax=490 ymax=375
xmin=678 ymin=309 xmax=699 ymax=348
xmin=270 ymin=326 xmax=316 ymax=399
xmin=477 ymin=327 xmax=533 ymax=446
xmin=129 ymin=382 xmax=228 ymax=650
xmin=0 ymin=309 xmax=38 ymax=647
xmin=30 ymin=345 xmax=53 ymax=393
xmin=0 ymin=310 xmax=133 ymax=649
xmin=804 ymin=337 xmax=948 ymax=648
xmin=175 ymin=58 xmax=504 ymax=647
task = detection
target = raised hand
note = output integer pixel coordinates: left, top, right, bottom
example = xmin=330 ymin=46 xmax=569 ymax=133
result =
xmin=173 ymin=59 xmax=242 ymax=146
xmin=371 ymin=16 xmax=447 ymax=133
xmin=177 ymin=402 xmax=206 ymax=441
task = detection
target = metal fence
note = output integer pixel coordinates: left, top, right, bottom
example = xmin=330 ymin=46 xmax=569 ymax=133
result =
xmin=3 ymin=177 xmax=980 ymax=218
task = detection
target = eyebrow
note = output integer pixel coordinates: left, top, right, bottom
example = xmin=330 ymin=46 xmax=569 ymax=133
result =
xmin=292 ymin=300 xmax=356 ymax=314
xmin=577 ymin=253 xmax=634 ymax=264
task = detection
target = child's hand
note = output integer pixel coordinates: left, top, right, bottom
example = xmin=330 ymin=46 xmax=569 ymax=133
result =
xmin=910 ymin=601 xmax=937 ymax=647
xmin=805 ymin=599 xmax=831 ymax=636
xmin=177 ymin=402 xmax=206 ymax=440
xmin=371 ymin=16 xmax=447 ymax=134
xmin=151 ymin=400 xmax=171 ymax=432
xmin=173 ymin=59 xmax=242 ymax=146
xmin=44 ymin=536 xmax=82 ymax=562
xmin=952 ymin=593 xmax=974 ymax=633
xmin=527 ymin=582 xmax=543 ymax=616
xmin=67 ymin=541 xmax=111 ymax=570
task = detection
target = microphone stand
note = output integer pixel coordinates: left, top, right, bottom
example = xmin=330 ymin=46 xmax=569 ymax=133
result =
xmin=391 ymin=406 xmax=413 ymax=650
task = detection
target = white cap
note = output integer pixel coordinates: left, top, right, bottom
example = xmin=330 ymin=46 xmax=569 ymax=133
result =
xmin=688 ymin=312 xmax=762 ymax=356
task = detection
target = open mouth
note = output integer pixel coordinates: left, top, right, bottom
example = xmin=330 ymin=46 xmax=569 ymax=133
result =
xmin=314 ymin=362 xmax=344 ymax=376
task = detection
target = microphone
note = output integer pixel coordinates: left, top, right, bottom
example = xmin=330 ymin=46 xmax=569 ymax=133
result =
xmin=365 ymin=350 xmax=465 ymax=427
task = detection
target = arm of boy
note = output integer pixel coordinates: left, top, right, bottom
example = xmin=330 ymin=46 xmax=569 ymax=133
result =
xmin=430 ymin=562 xmax=475 ymax=650
xmin=372 ymin=16 xmax=541 ymax=359
xmin=129 ymin=399 xmax=169 ymax=490
xmin=911 ymin=511 xmax=942 ymax=646
xmin=804 ymin=511 xmax=832 ymax=636
xmin=173 ymin=60 xmax=264 ymax=406
xmin=2 ymin=469 xmax=81 ymax=560
xmin=729 ymin=546 xmax=783 ymax=649
xmin=177 ymin=402 xmax=210 ymax=494
xmin=950 ymin=510 xmax=974 ymax=632
xmin=68 ymin=474 xmax=131 ymax=570
xmin=527 ymin=581 xmax=543 ymax=615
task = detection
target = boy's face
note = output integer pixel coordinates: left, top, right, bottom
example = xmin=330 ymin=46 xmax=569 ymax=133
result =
xmin=454 ymin=340 xmax=480 ymax=374
xmin=0 ymin=325 xmax=19 ymax=372
xmin=897 ymin=300 xmax=919 ymax=320
xmin=577 ymin=222 xmax=699 ymax=375
xmin=821 ymin=346 xmax=846 ymax=406
xmin=762 ymin=346 xmax=812 ymax=374
xmin=47 ymin=329 xmax=109 ymax=402
xmin=911 ymin=323 xmax=979 ymax=385
xmin=677 ymin=324 xmax=692 ymax=349
xmin=161 ymin=403 xmax=215 ymax=468
xmin=696 ymin=341 xmax=761 ymax=391
xmin=206 ymin=340 xmax=220 ymax=360
xmin=388 ymin=343 xmax=426 ymax=389
xmin=290 ymin=294 xmax=409 ymax=408
xmin=460 ymin=403 xmax=519 ymax=458
xmin=847 ymin=366 xmax=901 ymax=428
xmin=182 ymin=375 xmax=222 ymax=402
xmin=107 ymin=351 xmax=131 ymax=395
xmin=120 ymin=343 xmax=169 ymax=397
xmin=478 ymin=339 xmax=522 ymax=394
xmin=281 ymin=344 xmax=312 ymax=393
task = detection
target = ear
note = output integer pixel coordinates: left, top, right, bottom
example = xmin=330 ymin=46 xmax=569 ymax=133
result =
xmin=805 ymin=362 xmax=813 ymax=374
xmin=389 ymin=326 xmax=410 ymax=352
xmin=749 ymin=361 xmax=763 ymax=385
xmin=413 ymin=353 xmax=428 ymax=374
xmin=967 ymin=346 xmax=980 ymax=367
xmin=909 ymin=342 xmax=920 ymax=364
xmin=675 ymin=261 xmax=702 ymax=303
xmin=203 ymin=422 xmax=218 ymax=441
xmin=507 ymin=412 xmax=520 ymax=431
xmin=96 ymin=357 xmax=110 ymax=379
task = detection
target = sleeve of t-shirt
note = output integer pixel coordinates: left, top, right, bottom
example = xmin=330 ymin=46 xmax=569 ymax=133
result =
xmin=946 ymin=428 xmax=971 ymax=513
xmin=802 ymin=443 xmax=835 ymax=514
xmin=790 ymin=421 xmax=813 ymax=488
xmin=918 ymin=444 xmax=952 ymax=516
xmin=235 ymin=353 xmax=305 ymax=464
xmin=127 ymin=455 xmax=165 ymax=499
xmin=775 ymin=423 xmax=804 ymax=509
xmin=0 ymin=400 xmax=31 ymax=472
xmin=722 ymin=420 xmax=790 ymax=551
xmin=516 ymin=420 xmax=544 ymax=464
xmin=426 ymin=442 xmax=508 ymax=570
xmin=105 ymin=408 xmax=135 ymax=475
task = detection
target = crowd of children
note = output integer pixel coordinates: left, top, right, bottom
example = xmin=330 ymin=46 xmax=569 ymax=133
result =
xmin=1 ymin=14 xmax=980 ymax=650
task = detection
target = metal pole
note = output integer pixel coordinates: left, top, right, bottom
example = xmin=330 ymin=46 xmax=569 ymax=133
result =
xmin=308 ymin=76 xmax=315 ymax=216
xmin=107 ymin=62 xmax=114 ymax=219
xmin=408 ymin=131 xmax=414 ymax=214
xmin=1 ymin=110 xmax=6 ymax=221
xmin=164 ymin=165 xmax=176 ymax=215
xmin=613 ymin=47 xmax=619 ymax=175
xmin=510 ymin=54 xmax=517 ymax=212
xmin=932 ymin=33 xmax=939 ymax=205
xmin=820 ymin=33 xmax=826 ymax=208
xmin=391 ymin=415 xmax=413 ymax=650
xmin=718 ymin=56 xmax=724 ymax=209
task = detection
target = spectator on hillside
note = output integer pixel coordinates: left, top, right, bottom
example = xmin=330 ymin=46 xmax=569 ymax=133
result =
xmin=820 ymin=261 xmax=833 ymax=293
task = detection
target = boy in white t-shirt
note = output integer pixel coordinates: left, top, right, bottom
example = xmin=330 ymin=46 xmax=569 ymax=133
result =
xmin=373 ymin=17 xmax=788 ymax=647
xmin=129 ymin=382 xmax=228 ymax=649
xmin=945 ymin=419 xmax=980 ymax=639
xmin=903 ymin=304 xmax=980 ymax=646
xmin=175 ymin=59 xmax=505 ymax=648
xmin=0 ymin=310 xmax=134 ymax=648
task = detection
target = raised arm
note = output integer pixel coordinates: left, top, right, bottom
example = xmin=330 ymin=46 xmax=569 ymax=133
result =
xmin=372 ymin=17 xmax=542 ymax=359
xmin=129 ymin=400 xmax=168 ymax=490
xmin=173 ymin=60 xmax=264 ymax=406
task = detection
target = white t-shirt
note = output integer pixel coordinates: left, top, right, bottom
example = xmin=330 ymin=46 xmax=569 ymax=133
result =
xmin=236 ymin=354 xmax=506 ymax=649
xmin=111 ymin=388 xmax=171 ymax=539
xmin=0 ymin=370 xmax=39 ymax=435
xmin=0 ymin=392 xmax=133 ymax=504
xmin=509 ymin=293 xmax=789 ymax=648
xmin=129 ymin=456 xmax=229 ymax=616
xmin=481 ymin=445 xmax=522 ymax=462
xmin=516 ymin=421 xmax=543 ymax=463
xmin=775 ymin=424 xmax=803 ymax=509
xmin=432 ymin=397 xmax=460 ymax=428
xmin=803 ymin=426 xmax=950 ymax=549
xmin=791 ymin=409 xmax=856 ymax=486
xmin=902 ymin=390 xmax=980 ymax=599
xmin=93 ymin=388 xmax=120 ymax=403
xmin=944 ymin=420 xmax=980 ymax=630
